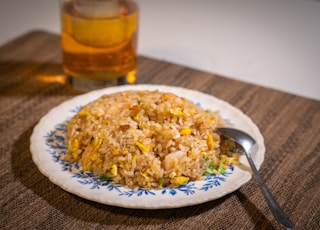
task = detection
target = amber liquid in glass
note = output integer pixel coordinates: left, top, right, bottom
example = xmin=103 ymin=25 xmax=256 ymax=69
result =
xmin=60 ymin=1 xmax=138 ymax=86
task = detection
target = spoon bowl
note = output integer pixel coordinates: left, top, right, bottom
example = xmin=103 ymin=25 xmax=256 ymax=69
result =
xmin=217 ymin=127 xmax=294 ymax=230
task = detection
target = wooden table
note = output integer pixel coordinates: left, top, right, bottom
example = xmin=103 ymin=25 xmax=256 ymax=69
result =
xmin=1 ymin=31 xmax=319 ymax=230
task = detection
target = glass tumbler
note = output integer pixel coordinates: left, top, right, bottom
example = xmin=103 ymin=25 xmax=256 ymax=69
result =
xmin=59 ymin=0 xmax=139 ymax=91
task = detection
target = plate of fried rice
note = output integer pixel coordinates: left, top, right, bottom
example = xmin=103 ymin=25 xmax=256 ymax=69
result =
xmin=30 ymin=84 xmax=265 ymax=209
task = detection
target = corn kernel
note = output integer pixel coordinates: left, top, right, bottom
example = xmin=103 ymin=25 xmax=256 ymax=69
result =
xmin=207 ymin=133 xmax=215 ymax=150
xmin=172 ymin=176 xmax=189 ymax=185
xmin=135 ymin=141 xmax=150 ymax=152
xmin=111 ymin=165 xmax=117 ymax=176
xmin=201 ymin=151 xmax=209 ymax=157
xmin=169 ymin=107 xmax=184 ymax=116
xmin=180 ymin=127 xmax=192 ymax=135
xmin=78 ymin=109 xmax=90 ymax=116
xmin=70 ymin=139 xmax=79 ymax=160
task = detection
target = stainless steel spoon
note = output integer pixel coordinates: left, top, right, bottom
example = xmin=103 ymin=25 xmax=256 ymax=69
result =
xmin=217 ymin=127 xmax=294 ymax=230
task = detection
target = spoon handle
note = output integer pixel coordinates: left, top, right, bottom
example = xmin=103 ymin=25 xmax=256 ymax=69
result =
xmin=245 ymin=151 xmax=294 ymax=230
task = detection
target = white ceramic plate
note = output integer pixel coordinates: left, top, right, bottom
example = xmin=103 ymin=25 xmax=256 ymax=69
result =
xmin=30 ymin=84 xmax=265 ymax=209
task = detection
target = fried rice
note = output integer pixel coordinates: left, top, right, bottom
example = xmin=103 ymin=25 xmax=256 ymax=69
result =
xmin=65 ymin=90 xmax=238 ymax=189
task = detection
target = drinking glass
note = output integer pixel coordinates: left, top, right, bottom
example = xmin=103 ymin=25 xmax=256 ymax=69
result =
xmin=59 ymin=0 xmax=139 ymax=91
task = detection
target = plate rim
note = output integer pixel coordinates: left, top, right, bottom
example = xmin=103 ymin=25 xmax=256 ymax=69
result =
xmin=30 ymin=84 xmax=265 ymax=209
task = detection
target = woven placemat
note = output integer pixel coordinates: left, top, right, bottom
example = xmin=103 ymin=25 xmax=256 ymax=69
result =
xmin=0 ymin=31 xmax=319 ymax=230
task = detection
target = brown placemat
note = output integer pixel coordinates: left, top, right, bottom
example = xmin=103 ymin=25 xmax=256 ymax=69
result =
xmin=1 ymin=31 xmax=319 ymax=230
